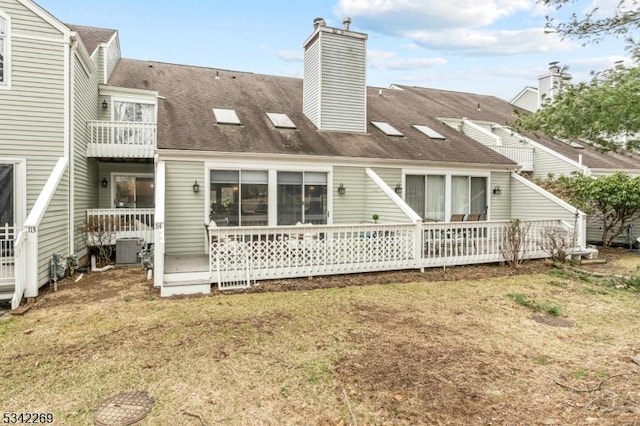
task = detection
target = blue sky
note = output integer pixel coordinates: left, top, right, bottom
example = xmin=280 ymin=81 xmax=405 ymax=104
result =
xmin=36 ymin=0 xmax=632 ymax=101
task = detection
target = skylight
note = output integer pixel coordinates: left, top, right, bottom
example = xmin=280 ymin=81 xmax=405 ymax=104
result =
xmin=213 ymin=108 xmax=241 ymax=125
xmin=570 ymin=141 xmax=585 ymax=149
xmin=413 ymin=125 xmax=446 ymax=140
xmin=371 ymin=121 xmax=404 ymax=137
xmin=267 ymin=112 xmax=296 ymax=129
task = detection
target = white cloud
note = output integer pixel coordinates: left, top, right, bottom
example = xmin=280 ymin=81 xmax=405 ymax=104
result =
xmin=276 ymin=50 xmax=303 ymax=62
xmin=368 ymin=50 xmax=446 ymax=70
xmin=335 ymin=0 xmax=533 ymax=31
xmin=407 ymin=28 xmax=573 ymax=55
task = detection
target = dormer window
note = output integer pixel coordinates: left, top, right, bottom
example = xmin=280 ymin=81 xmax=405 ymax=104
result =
xmin=371 ymin=121 xmax=403 ymax=137
xmin=0 ymin=11 xmax=10 ymax=88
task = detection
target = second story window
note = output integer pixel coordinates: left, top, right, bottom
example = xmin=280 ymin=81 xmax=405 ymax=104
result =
xmin=0 ymin=13 xmax=8 ymax=87
xmin=114 ymin=101 xmax=155 ymax=123
xmin=112 ymin=100 xmax=156 ymax=145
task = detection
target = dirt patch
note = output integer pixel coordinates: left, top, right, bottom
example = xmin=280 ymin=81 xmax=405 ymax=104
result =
xmin=531 ymin=313 xmax=573 ymax=327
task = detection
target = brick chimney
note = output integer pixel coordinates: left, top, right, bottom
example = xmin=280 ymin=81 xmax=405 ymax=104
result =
xmin=302 ymin=18 xmax=368 ymax=133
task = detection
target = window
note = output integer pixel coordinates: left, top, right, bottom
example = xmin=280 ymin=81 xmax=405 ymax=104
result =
xmin=452 ymin=176 xmax=487 ymax=219
xmin=277 ymin=172 xmax=327 ymax=225
xmin=406 ymin=174 xmax=485 ymax=221
xmin=0 ymin=13 xmax=9 ymax=87
xmin=210 ymin=170 xmax=268 ymax=226
xmin=113 ymin=175 xmax=154 ymax=208
xmin=406 ymin=174 xmax=445 ymax=221
xmin=114 ymin=101 xmax=155 ymax=122
xmin=113 ymin=100 xmax=156 ymax=145
xmin=0 ymin=163 xmax=13 ymax=226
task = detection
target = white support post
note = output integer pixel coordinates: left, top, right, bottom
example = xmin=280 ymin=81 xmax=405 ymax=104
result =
xmin=24 ymin=228 xmax=38 ymax=298
xmin=153 ymin=161 xmax=165 ymax=288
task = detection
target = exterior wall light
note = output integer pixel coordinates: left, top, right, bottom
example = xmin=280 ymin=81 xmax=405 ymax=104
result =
xmin=338 ymin=183 xmax=346 ymax=195
xmin=394 ymin=183 xmax=402 ymax=195
xmin=101 ymin=178 xmax=108 ymax=188
xmin=101 ymin=99 xmax=108 ymax=109
xmin=193 ymin=180 xmax=200 ymax=193
xmin=493 ymin=185 xmax=502 ymax=195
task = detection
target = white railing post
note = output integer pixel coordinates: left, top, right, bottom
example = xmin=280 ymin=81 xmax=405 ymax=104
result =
xmin=154 ymin=161 xmax=165 ymax=288
xmin=24 ymin=227 xmax=38 ymax=298
xmin=11 ymin=231 xmax=26 ymax=309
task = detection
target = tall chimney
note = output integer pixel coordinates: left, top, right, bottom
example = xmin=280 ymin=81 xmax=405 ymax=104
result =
xmin=538 ymin=61 xmax=565 ymax=108
xmin=303 ymin=18 xmax=368 ymax=133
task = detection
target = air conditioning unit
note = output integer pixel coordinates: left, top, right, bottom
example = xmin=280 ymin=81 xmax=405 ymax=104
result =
xmin=116 ymin=238 xmax=143 ymax=265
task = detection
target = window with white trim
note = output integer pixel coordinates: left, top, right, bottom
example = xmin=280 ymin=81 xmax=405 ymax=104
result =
xmin=0 ymin=13 xmax=8 ymax=87
xmin=452 ymin=176 xmax=487 ymax=219
xmin=277 ymin=171 xmax=327 ymax=225
xmin=209 ymin=170 xmax=269 ymax=227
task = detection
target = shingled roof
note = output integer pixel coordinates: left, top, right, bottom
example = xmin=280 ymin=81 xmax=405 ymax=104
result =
xmin=399 ymin=85 xmax=640 ymax=171
xmin=107 ymin=59 xmax=516 ymax=167
xmin=67 ymin=24 xmax=116 ymax=55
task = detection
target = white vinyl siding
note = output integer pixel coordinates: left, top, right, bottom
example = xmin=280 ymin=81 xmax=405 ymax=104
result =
xmin=319 ymin=32 xmax=366 ymax=132
xmin=531 ymin=150 xmax=580 ymax=179
xmin=490 ymin=171 xmax=510 ymax=220
xmin=72 ymin=55 xmax=99 ymax=254
xmin=303 ymin=29 xmax=366 ymax=133
xmin=302 ymin=34 xmax=320 ymax=127
xmin=371 ymin=167 xmax=401 ymax=189
xmin=164 ymin=160 xmax=204 ymax=254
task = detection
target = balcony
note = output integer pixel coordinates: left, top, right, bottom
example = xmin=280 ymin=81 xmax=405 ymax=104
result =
xmin=489 ymin=145 xmax=534 ymax=172
xmin=87 ymin=121 xmax=157 ymax=158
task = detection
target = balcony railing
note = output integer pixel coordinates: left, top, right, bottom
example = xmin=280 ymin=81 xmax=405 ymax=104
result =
xmin=0 ymin=223 xmax=15 ymax=280
xmin=86 ymin=208 xmax=155 ymax=246
xmin=489 ymin=145 xmax=534 ymax=171
xmin=87 ymin=121 xmax=157 ymax=158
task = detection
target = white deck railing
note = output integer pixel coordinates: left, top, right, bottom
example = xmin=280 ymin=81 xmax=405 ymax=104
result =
xmin=489 ymin=145 xmax=534 ymax=171
xmin=209 ymin=223 xmax=417 ymax=289
xmin=87 ymin=121 xmax=156 ymax=158
xmin=0 ymin=223 xmax=15 ymax=280
xmin=207 ymin=219 xmax=570 ymax=289
xmin=86 ymin=208 xmax=155 ymax=246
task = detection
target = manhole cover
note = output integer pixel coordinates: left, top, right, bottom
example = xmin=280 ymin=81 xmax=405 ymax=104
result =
xmin=94 ymin=391 xmax=154 ymax=426
xmin=531 ymin=314 xmax=572 ymax=328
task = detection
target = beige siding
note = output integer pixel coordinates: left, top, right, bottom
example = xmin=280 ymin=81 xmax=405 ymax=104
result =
xmin=512 ymin=90 xmax=538 ymax=113
xmin=490 ymin=171 xmax=510 ymax=220
xmin=105 ymin=35 xmax=120 ymax=81
xmin=165 ymin=160 xmax=204 ymax=254
xmin=461 ymin=121 xmax=498 ymax=146
xmin=95 ymin=46 xmax=105 ymax=84
xmin=0 ymin=0 xmax=64 ymax=37
xmin=97 ymin=162 xmax=154 ymax=208
xmin=365 ymin=176 xmax=410 ymax=223
xmin=587 ymin=216 xmax=640 ymax=246
xmin=37 ymin=171 xmax=69 ymax=283
xmin=72 ymin=55 xmax=99 ymax=254
xmin=510 ymin=176 xmax=577 ymax=223
xmin=532 ymin=149 xmax=579 ymax=179
xmin=0 ymin=2 xmax=68 ymax=288
xmin=371 ymin=167 xmax=401 ymax=188
xmin=333 ymin=166 xmax=366 ymax=224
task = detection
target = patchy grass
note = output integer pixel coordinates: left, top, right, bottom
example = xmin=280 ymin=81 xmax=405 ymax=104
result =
xmin=507 ymin=292 xmax=561 ymax=316
xmin=1 ymin=265 xmax=639 ymax=425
